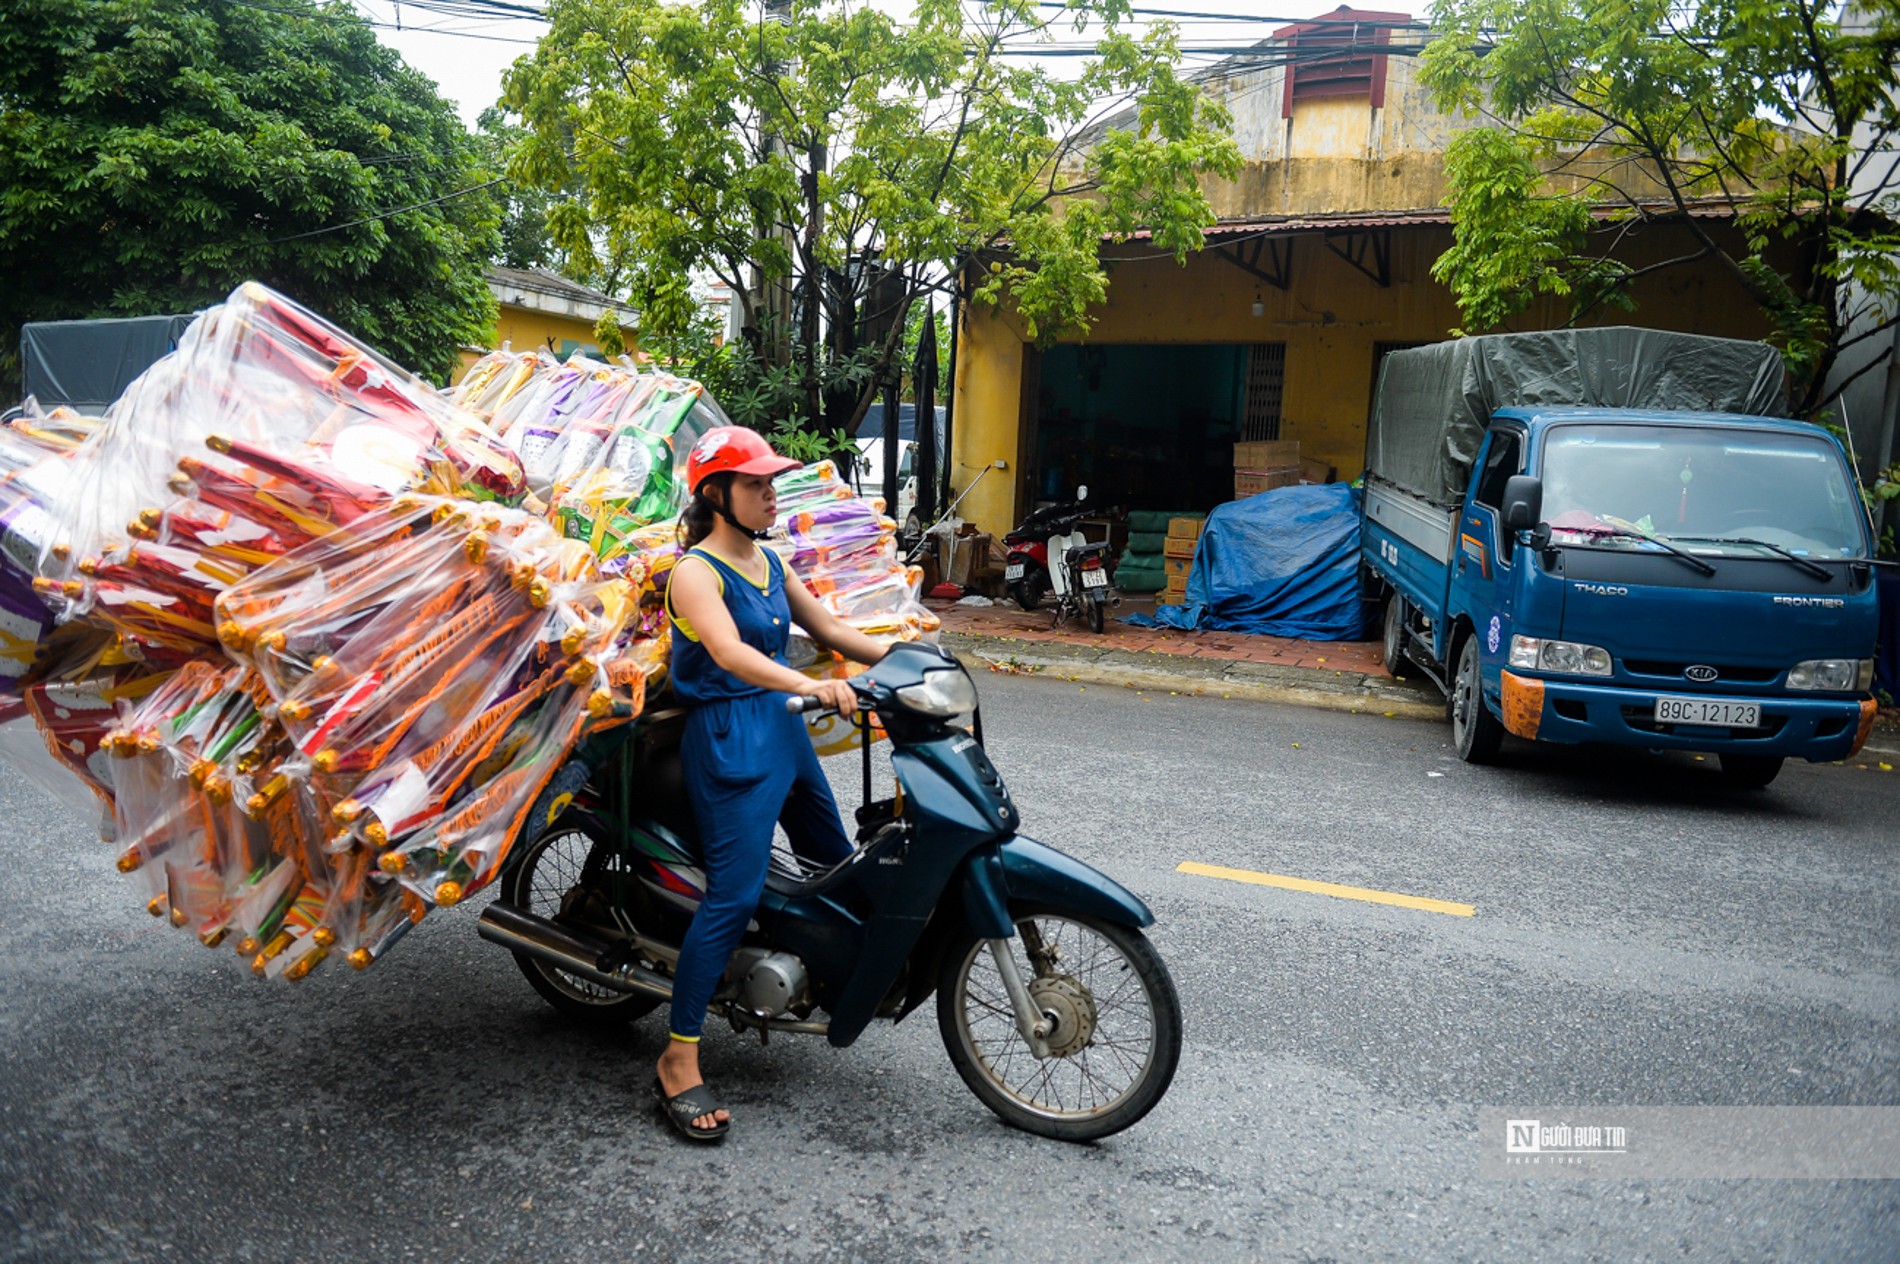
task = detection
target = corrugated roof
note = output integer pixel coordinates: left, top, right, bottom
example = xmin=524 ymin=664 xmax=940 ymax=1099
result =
xmin=1111 ymin=198 xmax=1743 ymax=243
xmin=486 ymin=266 xmax=632 ymax=310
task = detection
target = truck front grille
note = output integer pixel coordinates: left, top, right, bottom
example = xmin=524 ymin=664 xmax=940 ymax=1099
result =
xmin=1622 ymin=660 xmax=1781 ymax=685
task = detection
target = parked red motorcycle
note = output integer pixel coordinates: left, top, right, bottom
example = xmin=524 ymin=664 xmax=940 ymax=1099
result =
xmin=1002 ymin=487 xmax=1117 ymax=633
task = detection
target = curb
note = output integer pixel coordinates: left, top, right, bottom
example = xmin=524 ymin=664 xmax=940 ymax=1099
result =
xmin=940 ymin=631 xmax=1447 ymax=721
xmin=938 ymin=631 xmax=1900 ymax=758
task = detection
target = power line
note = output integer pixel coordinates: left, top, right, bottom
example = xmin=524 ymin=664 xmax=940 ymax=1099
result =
xmin=266 ymin=176 xmax=509 ymax=242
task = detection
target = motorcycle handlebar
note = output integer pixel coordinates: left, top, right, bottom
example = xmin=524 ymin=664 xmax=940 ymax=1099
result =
xmin=786 ymin=693 xmax=828 ymax=715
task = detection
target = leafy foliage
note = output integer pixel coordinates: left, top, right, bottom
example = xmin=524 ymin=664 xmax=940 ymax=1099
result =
xmin=503 ymin=0 xmax=1239 ymax=449
xmin=1421 ymin=0 xmax=1900 ymax=415
xmin=0 ymin=0 xmax=502 ymax=393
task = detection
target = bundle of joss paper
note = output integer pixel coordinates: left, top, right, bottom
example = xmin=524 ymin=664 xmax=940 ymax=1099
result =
xmin=0 ymin=284 xmax=934 ymax=982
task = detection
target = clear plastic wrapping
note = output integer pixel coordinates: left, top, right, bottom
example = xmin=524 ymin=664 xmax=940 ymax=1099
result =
xmin=0 ymin=280 xmax=935 ymax=984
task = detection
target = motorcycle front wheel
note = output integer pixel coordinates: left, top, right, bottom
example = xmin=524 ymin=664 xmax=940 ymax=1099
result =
xmin=499 ymin=815 xmax=661 ymax=1025
xmin=937 ymin=909 xmax=1181 ymax=1142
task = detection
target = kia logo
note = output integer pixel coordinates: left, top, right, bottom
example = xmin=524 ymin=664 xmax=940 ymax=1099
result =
xmin=1684 ymin=665 xmax=1719 ymax=683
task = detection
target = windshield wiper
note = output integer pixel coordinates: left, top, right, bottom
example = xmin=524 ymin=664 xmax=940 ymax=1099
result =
xmin=1670 ymin=536 xmax=1833 ymax=582
xmin=1545 ymin=525 xmax=1717 ymax=576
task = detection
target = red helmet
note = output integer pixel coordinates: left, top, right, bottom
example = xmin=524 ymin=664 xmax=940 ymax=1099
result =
xmin=684 ymin=426 xmax=801 ymax=494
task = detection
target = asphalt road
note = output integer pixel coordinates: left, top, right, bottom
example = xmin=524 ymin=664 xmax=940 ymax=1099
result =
xmin=1 ymin=678 xmax=1895 ymax=1262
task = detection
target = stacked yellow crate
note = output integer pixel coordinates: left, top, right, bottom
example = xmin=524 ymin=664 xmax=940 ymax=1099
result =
xmin=1158 ymin=515 xmax=1204 ymax=605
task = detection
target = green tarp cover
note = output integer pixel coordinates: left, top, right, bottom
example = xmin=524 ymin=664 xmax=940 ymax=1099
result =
xmin=20 ymin=314 xmax=197 ymax=412
xmin=1366 ymin=327 xmax=1787 ymax=507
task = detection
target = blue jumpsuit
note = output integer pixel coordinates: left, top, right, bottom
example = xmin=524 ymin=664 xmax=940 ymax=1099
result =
xmin=666 ymin=544 xmax=854 ymax=1040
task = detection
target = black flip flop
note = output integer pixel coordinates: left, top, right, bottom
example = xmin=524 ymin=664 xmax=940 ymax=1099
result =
xmin=653 ymin=1077 xmax=731 ymax=1143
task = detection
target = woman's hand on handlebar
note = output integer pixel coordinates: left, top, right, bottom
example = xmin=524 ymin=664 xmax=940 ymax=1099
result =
xmin=797 ymin=677 xmax=860 ymax=719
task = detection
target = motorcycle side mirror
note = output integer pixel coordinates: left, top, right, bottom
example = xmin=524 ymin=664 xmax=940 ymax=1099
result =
xmin=1501 ymin=474 xmax=1542 ymax=532
xmin=1076 ymin=485 xmax=1089 ymax=503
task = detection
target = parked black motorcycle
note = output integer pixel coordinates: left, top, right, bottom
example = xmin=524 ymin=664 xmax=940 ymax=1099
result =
xmin=1002 ymin=487 xmax=1118 ymax=633
xmin=480 ymin=641 xmax=1181 ymax=1141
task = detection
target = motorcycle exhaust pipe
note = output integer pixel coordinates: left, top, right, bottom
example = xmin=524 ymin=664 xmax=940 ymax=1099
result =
xmin=477 ymin=902 xmax=674 ymax=1001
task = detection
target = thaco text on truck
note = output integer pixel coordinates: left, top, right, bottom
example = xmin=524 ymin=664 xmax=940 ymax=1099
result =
xmin=1359 ymin=328 xmax=1882 ymax=788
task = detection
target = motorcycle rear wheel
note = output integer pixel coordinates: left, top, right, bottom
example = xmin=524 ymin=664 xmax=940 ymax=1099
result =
xmin=499 ymin=817 xmax=660 ymax=1025
xmin=1086 ymin=593 xmax=1105 ymax=633
xmin=937 ymin=909 xmax=1181 ymax=1142
xmin=1010 ymin=571 xmax=1046 ymax=612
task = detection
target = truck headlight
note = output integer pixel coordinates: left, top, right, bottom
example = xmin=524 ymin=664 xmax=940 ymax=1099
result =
xmin=1787 ymin=658 xmax=1874 ymax=692
xmin=1509 ymin=635 xmax=1612 ymax=676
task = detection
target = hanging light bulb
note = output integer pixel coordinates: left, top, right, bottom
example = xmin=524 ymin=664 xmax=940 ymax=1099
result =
xmin=1250 ymin=292 xmax=1265 ymax=318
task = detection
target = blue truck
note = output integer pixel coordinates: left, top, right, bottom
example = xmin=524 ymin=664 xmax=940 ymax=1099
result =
xmin=1361 ymin=328 xmax=1881 ymax=787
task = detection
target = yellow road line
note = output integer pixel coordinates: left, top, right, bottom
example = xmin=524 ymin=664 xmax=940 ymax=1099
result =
xmin=1176 ymin=860 xmax=1476 ymax=918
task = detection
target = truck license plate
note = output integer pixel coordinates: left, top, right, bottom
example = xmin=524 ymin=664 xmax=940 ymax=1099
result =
xmin=1654 ymin=698 xmax=1762 ymax=729
xmin=1005 ymin=563 xmax=1024 ymax=581
xmin=1081 ymin=568 xmax=1108 ymax=589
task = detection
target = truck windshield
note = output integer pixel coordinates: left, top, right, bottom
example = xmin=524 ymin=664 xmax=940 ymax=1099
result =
xmin=1537 ymin=424 xmax=1868 ymax=560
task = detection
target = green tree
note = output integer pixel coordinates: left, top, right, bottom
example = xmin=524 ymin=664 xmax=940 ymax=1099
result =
xmin=1421 ymin=0 xmax=1900 ymax=415
xmin=0 ymin=0 xmax=502 ymax=394
xmin=477 ymin=107 xmax=562 ymax=274
xmin=503 ymin=0 xmax=1239 ymax=451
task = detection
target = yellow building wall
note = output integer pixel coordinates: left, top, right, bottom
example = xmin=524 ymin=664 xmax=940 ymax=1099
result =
xmin=455 ymin=307 xmax=639 ymax=379
xmin=951 ymin=221 xmax=1782 ymax=537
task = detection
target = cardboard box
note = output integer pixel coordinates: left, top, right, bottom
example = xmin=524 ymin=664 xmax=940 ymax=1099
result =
xmin=1164 ymin=575 xmax=1188 ymax=596
xmin=1234 ymin=467 xmax=1300 ymax=498
xmin=946 ymin=532 xmax=991 ymax=586
xmin=1234 ymin=439 xmax=1299 ymax=469
xmin=1163 ymin=557 xmax=1193 ymax=579
xmin=1156 ymin=589 xmax=1186 ymax=605
xmin=1299 ymin=457 xmax=1335 ymax=484
xmin=1165 ymin=516 xmax=1205 ymax=541
xmin=1163 ymin=535 xmax=1198 ymax=560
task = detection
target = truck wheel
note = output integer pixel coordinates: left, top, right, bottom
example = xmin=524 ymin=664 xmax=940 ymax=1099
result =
xmin=1450 ymin=635 xmax=1504 ymax=764
xmin=1381 ymin=593 xmax=1408 ymax=677
xmin=1717 ymin=754 xmax=1783 ymax=789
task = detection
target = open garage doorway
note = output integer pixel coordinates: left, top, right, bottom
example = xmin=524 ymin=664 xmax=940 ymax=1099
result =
xmin=1029 ymin=343 xmax=1284 ymax=513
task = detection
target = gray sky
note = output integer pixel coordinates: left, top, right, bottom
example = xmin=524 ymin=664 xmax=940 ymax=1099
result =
xmin=349 ymin=0 xmax=1362 ymax=127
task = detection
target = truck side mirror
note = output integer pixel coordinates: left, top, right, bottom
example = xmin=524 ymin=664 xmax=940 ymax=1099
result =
xmin=1502 ymin=475 xmax=1542 ymax=532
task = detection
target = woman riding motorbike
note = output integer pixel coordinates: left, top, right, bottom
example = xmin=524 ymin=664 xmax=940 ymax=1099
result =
xmin=655 ymin=427 xmax=889 ymax=1142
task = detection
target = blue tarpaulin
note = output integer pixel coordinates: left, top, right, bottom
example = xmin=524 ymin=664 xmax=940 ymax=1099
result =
xmin=1125 ymin=483 xmax=1368 ymax=639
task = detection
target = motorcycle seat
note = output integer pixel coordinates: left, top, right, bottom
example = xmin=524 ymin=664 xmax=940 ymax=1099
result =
xmin=761 ymin=820 xmax=910 ymax=899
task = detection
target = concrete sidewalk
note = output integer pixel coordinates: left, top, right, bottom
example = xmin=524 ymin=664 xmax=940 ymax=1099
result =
xmin=925 ymin=593 xmax=1446 ymax=720
xmin=924 ymin=593 xmax=1900 ymax=759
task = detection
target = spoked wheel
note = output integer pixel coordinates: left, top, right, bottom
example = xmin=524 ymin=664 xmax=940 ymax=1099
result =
xmin=937 ymin=909 xmax=1181 ymax=1142
xmin=499 ymin=815 xmax=660 ymax=1025
xmin=1450 ymin=634 xmax=1504 ymax=764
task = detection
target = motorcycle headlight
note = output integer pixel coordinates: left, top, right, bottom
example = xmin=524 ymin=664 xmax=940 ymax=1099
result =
xmin=1787 ymin=658 xmax=1873 ymax=692
xmin=895 ymin=666 xmax=978 ymax=717
xmin=1508 ymin=635 xmax=1612 ymax=676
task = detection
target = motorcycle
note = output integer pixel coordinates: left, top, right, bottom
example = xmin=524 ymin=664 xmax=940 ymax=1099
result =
xmin=1003 ymin=486 xmax=1119 ymax=633
xmin=479 ymin=641 xmax=1182 ymax=1141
